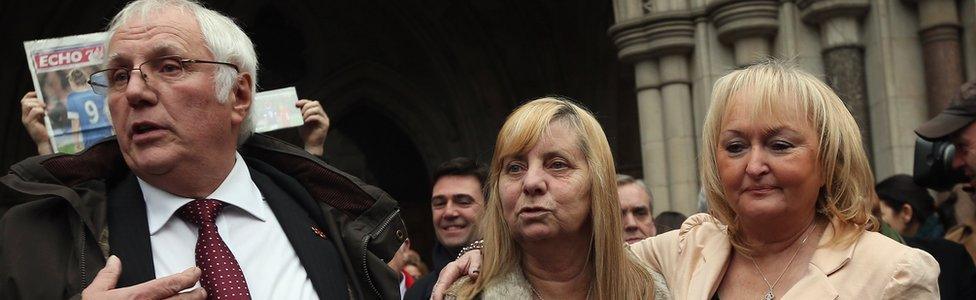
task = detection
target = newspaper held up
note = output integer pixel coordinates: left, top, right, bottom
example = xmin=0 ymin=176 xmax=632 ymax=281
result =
xmin=253 ymin=87 xmax=304 ymax=133
xmin=24 ymin=32 xmax=113 ymax=154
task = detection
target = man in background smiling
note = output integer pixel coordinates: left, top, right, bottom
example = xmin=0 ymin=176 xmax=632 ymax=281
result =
xmin=405 ymin=157 xmax=486 ymax=300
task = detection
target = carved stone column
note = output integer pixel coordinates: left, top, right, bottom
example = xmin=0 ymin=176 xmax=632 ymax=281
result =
xmin=907 ymin=0 xmax=965 ymax=116
xmin=708 ymin=0 xmax=780 ymax=66
xmin=658 ymin=53 xmax=698 ymax=213
xmin=633 ymin=60 xmax=671 ymax=211
xmin=800 ymin=0 xmax=873 ymax=158
xmin=610 ymin=11 xmax=696 ymax=214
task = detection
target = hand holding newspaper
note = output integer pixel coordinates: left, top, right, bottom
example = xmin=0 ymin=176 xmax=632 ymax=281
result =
xmin=24 ymin=32 xmax=304 ymax=153
xmin=24 ymin=32 xmax=112 ymax=154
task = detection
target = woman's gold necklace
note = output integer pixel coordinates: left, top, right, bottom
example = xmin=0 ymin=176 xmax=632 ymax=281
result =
xmin=746 ymin=220 xmax=816 ymax=300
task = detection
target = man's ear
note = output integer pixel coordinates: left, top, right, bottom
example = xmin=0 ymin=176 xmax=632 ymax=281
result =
xmin=230 ymin=72 xmax=253 ymax=126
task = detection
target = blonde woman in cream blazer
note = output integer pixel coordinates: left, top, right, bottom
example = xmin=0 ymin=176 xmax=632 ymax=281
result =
xmin=434 ymin=60 xmax=940 ymax=300
xmin=625 ymin=60 xmax=939 ymax=299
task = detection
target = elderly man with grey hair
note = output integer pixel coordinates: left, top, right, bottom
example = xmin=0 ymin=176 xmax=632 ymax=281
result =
xmin=616 ymin=174 xmax=657 ymax=244
xmin=0 ymin=0 xmax=404 ymax=299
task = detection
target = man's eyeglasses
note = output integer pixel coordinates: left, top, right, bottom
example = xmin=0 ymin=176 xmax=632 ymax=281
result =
xmin=88 ymin=55 xmax=239 ymax=95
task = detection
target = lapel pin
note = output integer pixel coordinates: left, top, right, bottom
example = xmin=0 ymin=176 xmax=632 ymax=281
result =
xmin=311 ymin=226 xmax=327 ymax=239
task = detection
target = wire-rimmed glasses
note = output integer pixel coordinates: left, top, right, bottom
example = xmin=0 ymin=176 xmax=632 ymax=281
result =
xmin=88 ymin=55 xmax=239 ymax=95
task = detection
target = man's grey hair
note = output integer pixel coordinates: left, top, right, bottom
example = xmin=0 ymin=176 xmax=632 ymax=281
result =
xmin=616 ymin=174 xmax=654 ymax=212
xmin=107 ymin=0 xmax=256 ymax=145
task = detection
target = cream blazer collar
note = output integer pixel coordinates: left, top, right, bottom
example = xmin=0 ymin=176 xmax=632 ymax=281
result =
xmin=687 ymin=219 xmax=856 ymax=300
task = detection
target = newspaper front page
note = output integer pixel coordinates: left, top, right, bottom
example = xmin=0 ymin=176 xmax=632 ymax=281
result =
xmin=24 ymin=32 xmax=112 ymax=154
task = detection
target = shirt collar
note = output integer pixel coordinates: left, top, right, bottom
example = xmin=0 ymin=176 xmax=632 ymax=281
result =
xmin=142 ymin=152 xmax=267 ymax=235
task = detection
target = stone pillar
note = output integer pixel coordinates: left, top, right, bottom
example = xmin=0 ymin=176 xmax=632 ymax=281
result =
xmin=690 ymin=14 xmax=716 ymax=157
xmin=800 ymin=0 xmax=873 ymax=159
xmin=633 ymin=60 xmax=671 ymax=212
xmin=612 ymin=0 xmax=644 ymax=22
xmin=659 ymin=54 xmax=698 ymax=213
xmin=610 ymin=10 xmax=697 ymax=214
xmin=908 ymin=0 xmax=965 ymax=116
xmin=708 ymin=0 xmax=780 ymax=66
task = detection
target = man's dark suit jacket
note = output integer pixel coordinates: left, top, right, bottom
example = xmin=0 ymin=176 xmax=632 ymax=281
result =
xmin=107 ymin=164 xmax=350 ymax=298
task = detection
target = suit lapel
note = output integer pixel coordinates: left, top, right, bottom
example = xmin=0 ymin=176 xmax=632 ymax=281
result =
xmin=785 ymin=223 xmax=853 ymax=300
xmin=782 ymin=264 xmax=839 ymax=300
xmin=808 ymin=224 xmax=855 ymax=275
xmin=249 ymin=166 xmax=350 ymax=299
xmin=688 ymin=233 xmax=731 ymax=300
xmin=106 ymin=173 xmax=156 ymax=287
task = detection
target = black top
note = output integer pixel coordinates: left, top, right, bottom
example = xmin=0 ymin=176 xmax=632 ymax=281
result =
xmin=904 ymin=236 xmax=976 ymax=300
xmin=403 ymin=242 xmax=461 ymax=300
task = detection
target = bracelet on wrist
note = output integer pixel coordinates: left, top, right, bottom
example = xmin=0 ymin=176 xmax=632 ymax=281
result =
xmin=457 ymin=239 xmax=484 ymax=259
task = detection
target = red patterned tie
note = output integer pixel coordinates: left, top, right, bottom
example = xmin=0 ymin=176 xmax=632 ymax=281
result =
xmin=178 ymin=199 xmax=251 ymax=300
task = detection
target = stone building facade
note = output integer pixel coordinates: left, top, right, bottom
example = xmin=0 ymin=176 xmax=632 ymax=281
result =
xmin=609 ymin=0 xmax=976 ymax=215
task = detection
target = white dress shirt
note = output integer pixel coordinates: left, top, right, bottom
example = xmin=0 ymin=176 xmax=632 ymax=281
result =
xmin=141 ymin=152 xmax=319 ymax=299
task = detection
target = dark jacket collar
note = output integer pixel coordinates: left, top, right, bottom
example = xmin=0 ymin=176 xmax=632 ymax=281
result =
xmin=431 ymin=242 xmax=461 ymax=273
xmin=1 ymin=133 xmax=391 ymax=260
xmin=1 ymin=139 xmax=126 ymax=252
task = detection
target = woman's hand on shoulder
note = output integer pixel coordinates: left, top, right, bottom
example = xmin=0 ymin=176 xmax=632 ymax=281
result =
xmin=431 ymin=249 xmax=482 ymax=300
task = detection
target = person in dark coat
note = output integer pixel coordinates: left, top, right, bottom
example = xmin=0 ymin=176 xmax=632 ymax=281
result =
xmin=877 ymin=174 xmax=976 ymax=299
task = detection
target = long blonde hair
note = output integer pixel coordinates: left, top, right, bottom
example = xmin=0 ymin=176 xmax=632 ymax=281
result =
xmin=699 ymin=60 xmax=877 ymax=254
xmin=457 ymin=97 xmax=653 ymax=298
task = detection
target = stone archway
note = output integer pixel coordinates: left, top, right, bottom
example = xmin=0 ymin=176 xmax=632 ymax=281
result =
xmin=306 ymin=61 xmax=464 ymax=173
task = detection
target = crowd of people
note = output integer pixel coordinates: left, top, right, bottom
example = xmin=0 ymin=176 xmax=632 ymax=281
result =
xmin=2 ymin=0 xmax=975 ymax=299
